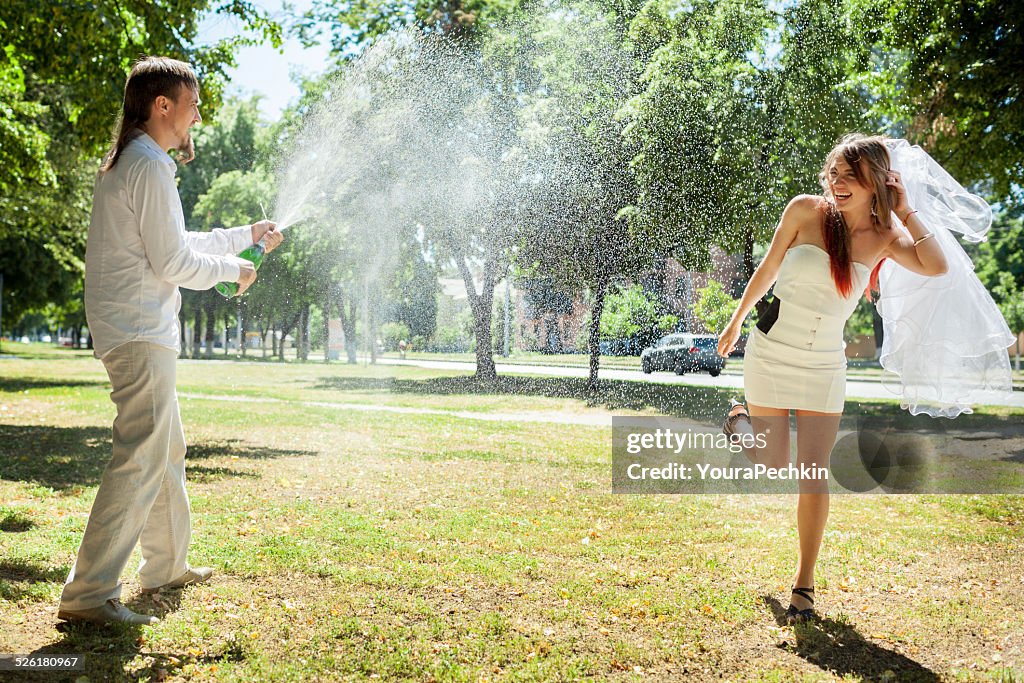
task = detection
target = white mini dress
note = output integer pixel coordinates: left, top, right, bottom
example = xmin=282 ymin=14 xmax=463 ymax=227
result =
xmin=743 ymin=243 xmax=870 ymax=413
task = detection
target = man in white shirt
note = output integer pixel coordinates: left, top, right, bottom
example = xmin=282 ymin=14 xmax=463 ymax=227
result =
xmin=58 ymin=56 xmax=283 ymax=625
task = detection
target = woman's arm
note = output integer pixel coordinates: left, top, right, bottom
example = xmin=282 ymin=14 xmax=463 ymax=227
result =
xmin=881 ymin=170 xmax=948 ymax=277
xmin=717 ymin=194 xmax=819 ymax=357
xmin=881 ymin=212 xmax=948 ymax=276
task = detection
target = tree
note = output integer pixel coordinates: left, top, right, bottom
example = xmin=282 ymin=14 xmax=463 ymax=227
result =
xmin=622 ymin=0 xmax=776 ymax=275
xmin=692 ymin=279 xmax=742 ymax=335
xmin=622 ymin=0 xmax=870 ymax=282
xmin=971 ymin=208 xmax=1024 ymax=369
xmin=0 ymin=2 xmax=281 ymax=329
xmin=300 ymin=0 xmax=533 ymax=375
xmin=1 ymin=1 xmax=281 ymax=157
xmin=508 ymin=0 xmax=650 ymax=388
xmin=0 ymin=112 xmax=90 ymax=324
xmin=599 ymin=284 xmax=677 ymax=351
xmin=193 ymin=167 xmax=292 ymax=357
xmin=387 ymin=244 xmax=439 ymax=342
xmin=173 ymin=97 xmax=273 ymax=357
xmin=270 ymin=31 xmax=534 ymax=377
xmin=305 ymin=0 xmax=518 ymax=50
xmin=179 ymin=98 xmax=268 ymax=227
xmin=849 ymin=0 xmax=1024 ymax=203
xmin=991 ymin=273 xmax=1024 ymax=372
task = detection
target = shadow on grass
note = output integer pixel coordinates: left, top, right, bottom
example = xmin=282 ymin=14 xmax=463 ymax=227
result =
xmin=0 ymin=508 xmax=35 ymax=532
xmin=0 ymin=558 xmax=68 ymax=602
xmin=314 ymin=375 xmax=740 ymax=422
xmin=186 ymin=439 xmax=315 ymax=461
xmin=0 ymin=424 xmax=111 ymax=492
xmin=21 ymin=630 xmax=243 ymax=683
xmin=853 ymin=400 xmax=1024 ymax=431
xmin=763 ymin=595 xmax=939 ymax=681
xmin=0 ymin=427 xmax=312 ymax=492
xmin=0 ymin=377 xmax=108 ymax=393
xmin=314 ymin=375 xmax=1024 ymax=438
xmin=187 ymin=465 xmax=262 ymax=483
xmin=22 ymin=623 xmax=247 ymax=683
xmin=15 ymin=591 xmax=246 ymax=682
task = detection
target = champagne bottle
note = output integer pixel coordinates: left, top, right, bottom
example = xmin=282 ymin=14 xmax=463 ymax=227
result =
xmin=215 ymin=239 xmax=266 ymax=298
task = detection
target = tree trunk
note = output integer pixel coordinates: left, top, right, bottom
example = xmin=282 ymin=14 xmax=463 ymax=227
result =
xmin=299 ymin=303 xmax=311 ymax=361
xmin=179 ymin=312 xmax=187 ymax=357
xmin=204 ymin=298 xmax=216 ymax=359
xmin=323 ymin=288 xmax=332 ymax=363
xmin=369 ymin=303 xmax=378 ymax=364
xmin=588 ymin=273 xmax=611 ymax=392
xmin=278 ymin=322 xmax=289 ymax=360
xmin=224 ymin=312 xmax=231 ymax=356
xmin=240 ymin=304 xmax=247 ymax=357
xmin=455 ymin=253 xmax=497 ymax=381
xmin=192 ymin=306 xmax=202 ymax=359
xmin=278 ymin=311 xmax=301 ymax=361
xmin=287 ymin=308 xmax=308 ymax=362
xmin=342 ymin=295 xmax=358 ymax=364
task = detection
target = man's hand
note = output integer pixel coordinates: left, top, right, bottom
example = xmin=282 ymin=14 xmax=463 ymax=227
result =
xmin=251 ymin=220 xmax=284 ymax=253
xmin=236 ymin=261 xmax=257 ymax=297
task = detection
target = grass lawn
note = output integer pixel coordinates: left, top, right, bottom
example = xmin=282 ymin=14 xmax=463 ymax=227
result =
xmin=1 ymin=345 xmax=1022 ymax=682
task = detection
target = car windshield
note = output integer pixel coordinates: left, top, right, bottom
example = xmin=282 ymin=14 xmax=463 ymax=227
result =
xmin=660 ymin=335 xmax=687 ymax=347
xmin=690 ymin=337 xmax=718 ymax=351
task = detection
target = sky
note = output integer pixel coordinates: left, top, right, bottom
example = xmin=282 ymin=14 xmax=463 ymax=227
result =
xmin=195 ymin=0 xmax=334 ymax=121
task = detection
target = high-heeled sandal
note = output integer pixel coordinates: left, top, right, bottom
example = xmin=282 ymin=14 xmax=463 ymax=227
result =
xmin=722 ymin=398 xmax=750 ymax=437
xmin=785 ymin=586 xmax=815 ymax=625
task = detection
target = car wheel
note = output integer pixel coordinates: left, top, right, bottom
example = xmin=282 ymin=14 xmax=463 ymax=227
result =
xmin=709 ymin=369 xmax=721 ymax=377
xmin=642 ymin=359 xmax=652 ymax=374
xmin=674 ymin=362 xmax=686 ymax=376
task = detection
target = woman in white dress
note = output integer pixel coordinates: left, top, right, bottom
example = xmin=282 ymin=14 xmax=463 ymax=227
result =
xmin=716 ymin=134 xmax=949 ymax=624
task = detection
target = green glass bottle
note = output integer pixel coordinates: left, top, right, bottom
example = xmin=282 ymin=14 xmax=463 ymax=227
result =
xmin=215 ymin=239 xmax=266 ymax=298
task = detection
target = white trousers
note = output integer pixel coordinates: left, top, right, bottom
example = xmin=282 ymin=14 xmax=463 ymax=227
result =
xmin=60 ymin=342 xmax=191 ymax=610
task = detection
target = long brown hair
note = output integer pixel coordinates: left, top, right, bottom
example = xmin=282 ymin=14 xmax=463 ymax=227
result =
xmin=817 ymin=133 xmax=894 ymax=300
xmin=101 ymin=56 xmax=199 ymax=173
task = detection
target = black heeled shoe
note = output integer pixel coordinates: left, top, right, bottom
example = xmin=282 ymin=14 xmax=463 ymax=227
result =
xmin=723 ymin=399 xmax=750 ymax=437
xmin=785 ymin=587 xmax=815 ymax=625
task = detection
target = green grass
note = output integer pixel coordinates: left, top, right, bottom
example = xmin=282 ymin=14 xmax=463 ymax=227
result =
xmin=1 ymin=346 xmax=1022 ymax=682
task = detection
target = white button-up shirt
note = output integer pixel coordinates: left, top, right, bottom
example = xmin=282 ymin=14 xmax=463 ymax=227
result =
xmin=85 ymin=132 xmax=252 ymax=359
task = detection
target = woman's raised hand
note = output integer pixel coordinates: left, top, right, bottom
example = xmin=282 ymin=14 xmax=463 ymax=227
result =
xmin=717 ymin=320 xmax=741 ymax=358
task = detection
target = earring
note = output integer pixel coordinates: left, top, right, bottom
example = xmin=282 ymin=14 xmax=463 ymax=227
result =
xmin=871 ymin=196 xmax=878 ymax=219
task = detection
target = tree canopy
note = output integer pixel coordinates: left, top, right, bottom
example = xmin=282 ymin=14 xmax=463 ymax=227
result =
xmin=5 ymin=0 xmax=1023 ymax=368
xmin=0 ymin=0 xmax=281 ymax=325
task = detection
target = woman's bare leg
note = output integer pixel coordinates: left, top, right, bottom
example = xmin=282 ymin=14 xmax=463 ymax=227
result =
xmin=790 ymin=409 xmax=841 ymax=609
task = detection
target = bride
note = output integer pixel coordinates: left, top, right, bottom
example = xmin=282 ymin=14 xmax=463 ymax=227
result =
xmin=715 ymin=133 xmax=1012 ymax=624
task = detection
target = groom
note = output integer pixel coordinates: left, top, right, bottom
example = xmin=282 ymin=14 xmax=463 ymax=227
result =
xmin=58 ymin=56 xmax=283 ymax=625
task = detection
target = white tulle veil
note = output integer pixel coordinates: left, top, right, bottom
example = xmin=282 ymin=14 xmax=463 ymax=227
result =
xmin=876 ymin=139 xmax=1014 ymax=418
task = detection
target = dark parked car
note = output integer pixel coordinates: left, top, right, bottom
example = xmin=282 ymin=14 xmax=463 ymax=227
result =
xmin=640 ymin=333 xmax=725 ymax=377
